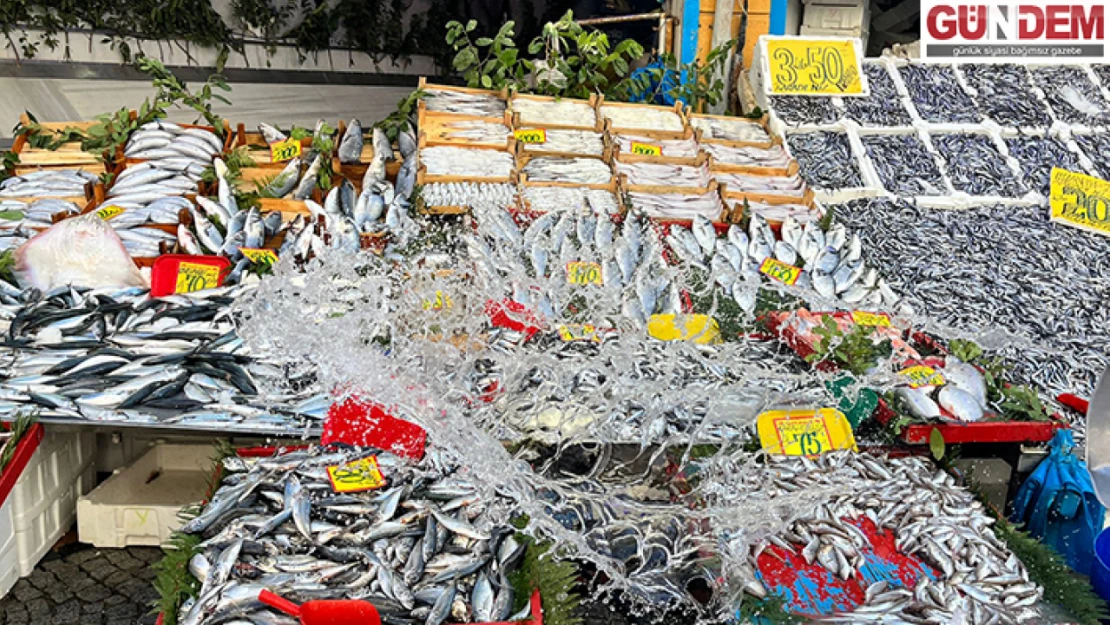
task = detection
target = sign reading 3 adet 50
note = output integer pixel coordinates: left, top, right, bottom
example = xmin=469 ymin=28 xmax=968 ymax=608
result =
xmin=923 ymin=0 xmax=1106 ymax=61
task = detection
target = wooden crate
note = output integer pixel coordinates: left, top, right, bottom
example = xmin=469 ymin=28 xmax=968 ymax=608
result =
xmin=508 ymin=93 xmax=603 ymax=132
xmin=688 ymin=112 xmax=775 ymax=149
xmin=517 ymin=177 xmax=623 ymax=214
xmin=722 ymin=186 xmax=817 ymax=224
xmin=623 ymin=178 xmax=729 ymax=225
xmin=614 ymin=151 xmax=711 ymax=191
xmin=596 ymin=98 xmax=689 ymax=140
xmin=417 ymin=106 xmax=515 ymax=152
xmin=709 ymin=156 xmax=798 ymax=178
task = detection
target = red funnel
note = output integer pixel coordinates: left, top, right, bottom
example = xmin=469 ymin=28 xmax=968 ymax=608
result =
xmin=259 ymin=589 xmax=381 ymax=625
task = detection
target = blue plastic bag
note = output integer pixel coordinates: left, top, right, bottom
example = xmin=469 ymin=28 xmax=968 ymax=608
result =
xmin=1011 ymin=429 xmax=1105 ymax=574
xmin=625 ymin=60 xmax=680 ymax=106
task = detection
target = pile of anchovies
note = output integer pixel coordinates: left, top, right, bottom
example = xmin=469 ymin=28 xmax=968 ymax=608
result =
xmin=178 ymin=446 xmax=528 ymax=625
xmin=519 ymin=129 xmax=605 ymax=156
xmin=843 ymin=64 xmax=913 ymax=127
xmin=421 ymin=183 xmax=517 ymax=210
xmin=423 ymin=89 xmax=507 ymax=118
xmin=714 ymin=452 xmax=1042 ymax=625
xmin=599 ymin=105 xmax=685 ymax=133
xmin=932 ymin=134 xmax=1027 ymax=198
xmin=1074 ymin=133 xmax=1110 ymax=178
xmin=713 ymin=172 xmax=807 ymax=197
xmin=769 ymin=96 xmax=842 ymax=125
xmin=0 ymin=284 xmax=326 ymax=430
xmin=420 ymin=146 xmax=515 ymax=179
xmin=835 ymin=197 xmax=1110 ymax=402
xmin=1004 ymin=135 xmax=1086 ymax=196
xmin=521 ymin=156 xmax=612 ymax=185
xmin=513 ymin=98 xmax=596 ymax=128
xmin=899 ymin=64 xmax=982 ymax=124
xmin=700 ymin=143 xmax=790 ymax=168
xmin=787 ymin=132 xmax=863 ymax=189
xmin=614 ymin=133 xmax=699 ymax=158
xmin=861 ymin=134 xmax=947 ymax=197
xmin=689 ymin=117 xmax=771 ymax=143
xmin=960 ymin=64 xmax=1052 ymax=127
xmin=615 ymin=160 xmax=710 ymax=187
xmin=1029 ymin=66 xmax=1110 ymax=126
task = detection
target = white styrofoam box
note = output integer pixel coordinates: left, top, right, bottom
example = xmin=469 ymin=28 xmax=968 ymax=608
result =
xmin=802 ymin=3 xmax=869 ymax=33
xmin=800 ymin=25 xmax=870 ymax=46
xmin=78 ymin=444 xmax=213 ymax=548
xmin=0 ymin=428 xmax=95 ymax=599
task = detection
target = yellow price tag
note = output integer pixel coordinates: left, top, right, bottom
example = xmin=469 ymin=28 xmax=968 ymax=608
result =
xmin=326 ymin=456 xmax=386 ymax=493
xmin=851 ymin=311 xmax=891 ymax=327
xmin=557 ymin=323 xmax=599 ymax=342
xmin=423 ymin=290 xmax=453 ymax=311
xmin=765 ymin=38 xmax=865 ymax=96
xmin=175 ymin=262 xmax=221 ymax=294
xmin=270 ymin=137 xmax=302 ymax=163
xmin=757 ymin=408 xmax=857 ymax=456
xmin=647 ymin=314 xmax=721 ymax=344
xmin=566 ymin=261 xmax=603 ymax=286
xmin=1050 ymin=167 xmax=1110 ymax=236
xmin=630 ymin=142 xmax=662 ymax=156
xmin=240 ymin=248 xmax=279 ymax=264
xmin=899 ymin=365 xmax=946 ymax=389
xmin=515 ymin=129 xmax=547 ymax=144
xmin=95 ymin=205 xmax=124 ymax=221
xmin=759 ymin=257 xmax=802 ymax=286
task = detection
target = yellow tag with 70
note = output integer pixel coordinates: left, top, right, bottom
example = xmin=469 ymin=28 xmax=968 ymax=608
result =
xmin=1050 ymin=167 xmax=1110 ymax=237
xmin=327 ymin=455 xmax=386 ymax=493
xmin=759 ymin=257 xmax=802 ymax=286
xmin=630 ymin=142 xmax=662 ymax=156
xmin=851 ymin=311 xmax=891 ymax=327
xmin=764 ymin=37 xmax=865 ymax=96
xmin=515 ymin=129 xmax=547 ymax=144
xmin=270 ymin=137 xmax=302 ymax=163
xmin=757 ymin=408 xmax=857 ymax=456
xmin=175 ymin=262 xmax=221 ymax=294
xmin=899 ymin=365 xmax=946 ymax=389
xmin=240 ymin=248 xmax=279 ymax=265
xmin=96 ymin=205 xmax=124 ymax=221
xmin=566 ymin=261 xmax=603 ymax=286
xmin=423 ymin=290 xmax=453 ymax=311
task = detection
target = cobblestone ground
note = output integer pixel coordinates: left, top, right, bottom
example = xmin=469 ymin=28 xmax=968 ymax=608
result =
xmin=0 ymin=545 xmax=162 ymax=625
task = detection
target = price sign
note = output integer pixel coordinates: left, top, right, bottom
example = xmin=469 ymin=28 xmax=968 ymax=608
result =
xmin=326 ymin=455 xmax=386 ymax=493
xmin=759 ymin=257 xmax=802 ymax=286
xmin=899 ymin=365 xmax=946 ymax=389
xmin=423 ymin=290 xmax=453 ymax=311
xmin=756 ymin=408 xmax=857 ymax=456
xmin=515 ymin=129 xmax=547 ymax=144
xmin=764 ymin=37 xmax=865 ymax=96
xmin=240 ymin=248 xmax=279 ymax=265
xmin=566 ymin=261 xmax=603 ymax=286
xmin=1050 ymin=167 xmax=1110 ymax=236
xmin=95 ymin=205 xmax=124 ymax=221
xmin=270 ymin=137 xmax=302 ymax=163
xmin=851 ymin=311 xmax=891 ymax=327
xmin=557 ymin=323 xmax=600 ymax=343
xmin=630 ymin=142 xmax=662 ymax=156
xmin=175 ymin=262 xmax=221 ymax=294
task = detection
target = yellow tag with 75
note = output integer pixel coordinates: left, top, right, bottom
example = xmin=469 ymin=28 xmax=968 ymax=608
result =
xmin=1050 ymin=167 xmax=1110 ymax=237
xmin=515 ymin=129 xmax=546 ymax=144
xmin=757 ymin=408 xmax=857 ymax=456
xmin=270 ymin=137 xmax=302 ymax=163
xmin=96 ymin=205 xmax=124 ymax=221
xmin=327 ymin=456 xmax=386 ymax=493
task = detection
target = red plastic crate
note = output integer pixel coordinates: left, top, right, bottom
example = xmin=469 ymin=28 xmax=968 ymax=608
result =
xmin=874 ymin=397 xmax=1065 ymax=445
xmin=0 ymin=423 xmax=44 ymax=507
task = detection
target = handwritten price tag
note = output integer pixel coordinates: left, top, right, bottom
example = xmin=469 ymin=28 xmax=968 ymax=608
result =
xmin=1050 ymin=167 xmax=1110 ymax=236
xmin=899 ymin=365 xmax=946 ymax=389
xmin=851 ymin=311 xmax=891 ymax=327
xmin=175 ymin=262 xmax=220 ymax=294
xmin=270 ymin=137 xmax=302 ymax=163
xmin=557 ymin=323 xmax=600 ymax=343
xmin=240 ymin=248 xmax=279 ymax=265
xmin=95 ymin=205 xmax=124 ymax=221
xmin=756 ymin=408 xmax=857 ymax=456
xmin=326 ymin=456 xmax=386 ymax=493
xmin=566 ymin=261 xmax=603 ymax=286
xmin=630 ymin=142 xmax=662 ymax=156
xmin=764 ymin=37 xmax=865 ymax=96
xmin=759 ymin=257 xmax=802 ymax=286
xmin=423 ymin=290 xmax=453 ymax=311
xmin=515 ymin=129 xmax=547 ymax=144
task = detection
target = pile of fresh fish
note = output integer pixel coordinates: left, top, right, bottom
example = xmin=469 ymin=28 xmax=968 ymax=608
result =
xmin=614 ymin=133 xmax=699 ymax=158
xmin=894 ymin=355 xmax=990 ymax=423
xmin=615 ymin=160 xmax=710 ymax=188
xmin=520 ymin=157 xmax=612 ymax=185
xmin=305 ymin=177 xmax=418 ymax=255
xmin=961 ymin=64 xmax=1052 ymax=127
xmin=715 ymin=452 xmax=1042 ymax=625
xmin=177 ymin=445 xmax=528 ymax=625
xmin=843 ymin=64 xmax=913 ymax=127
xmin=787 ymin=132 xmax=863 ymax=189
xmin=0 ymin=198 xmax=80 ymax=231
xmin=185 ymin=176 xmax=291 ymax=283
xmin=1004 ymin=135 xmax=1086 ymax=196
xmin=701 ymin=143 xmax=790 ymax=168
xmin=899 ymin=64 xmax=981 ymax=124
xmin=521 ymin=186 xmax=620 ymax=215
xmin=627 ymin=189 xmax=724 ymax=221
xmin=125 ymin=121 xmax=223 ymax=166
xmin=421 ymin=147 xmax=514 ymax=179
xmin=932 ymin=134 xmax=1026 ymax=198
xmin=512 ymin=98 xmax=596 ymax=127
xmin=338 ymin=119 xmax=365 ymax=164
xmin=1075 ymin=133 xmax=1110 ymax=178
xmin=836 ymin=197 xmax=1110 ymax=397
xmin=421 ymin=183 xmax=517 ymax=210
xmin=423 ymin=89 xmax=507 ymax=117
xmin=768 ymin=96 xmax=841 ymax=125
xmin=689 ymin=117 xmax=770 ymax=143
xmin=599 ymin=105 xmax=684 ymax=133
xmin=0 ymin=169 xmax=96 ymax=199
xmin=861 ymin=134 xmax=947 ymax=196
xmin=1030 ymin=66 xmax=1110 ymax=126
xmin=430 ymin=120 xmax=511 ymax=145
xmin=519 ymin=129 xmax=604 ymax=156
xmin=713 ymin=172 xmax=807 ymax=198
xmin=0 ymin=284 xmax=326 ymax=430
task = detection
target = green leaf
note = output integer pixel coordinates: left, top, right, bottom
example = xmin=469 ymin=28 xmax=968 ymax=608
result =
xmin=466 ymin=19 xmax=477 ymax=32
xmin=481 ymin=74 xmax=492 ymax=88
xmin=476 ymin=37 xmax=493 ymax=46
xmin=930 ymin=428 xmax=945 ymax=460
xmin=453 ymin=48 xmax=477 ymax=71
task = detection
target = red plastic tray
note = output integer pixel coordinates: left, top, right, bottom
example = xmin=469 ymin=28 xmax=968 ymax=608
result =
xmin=150 ymin=254 xmax=231 ymax=297
xmin=874 ymin=397 xmax=1065 ymax=445
xmin=0 ymin=423 xmax=44 ymax=507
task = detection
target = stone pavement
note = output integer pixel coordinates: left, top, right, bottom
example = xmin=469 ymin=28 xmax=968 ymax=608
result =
xmin=0 ymin=545 xmax=162 ymax=625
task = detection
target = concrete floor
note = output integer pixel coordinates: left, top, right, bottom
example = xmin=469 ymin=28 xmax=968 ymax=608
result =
xmin=0 ymin=78 xmax=414 ymax=138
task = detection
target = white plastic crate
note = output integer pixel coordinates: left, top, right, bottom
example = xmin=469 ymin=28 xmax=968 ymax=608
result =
xmin=0 ymin=428 xmax=95 ymax=599
xmin=77 ymin=444 xmax=213 ymax=548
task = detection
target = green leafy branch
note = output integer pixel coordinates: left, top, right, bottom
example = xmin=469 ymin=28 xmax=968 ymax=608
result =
xmin=804 ymin=315 xmax=892 ymax=376
xmin=135 ymin=56 xmax=232 ymax=135
xmin=446 ymin=19 xmax=523 ymax=91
